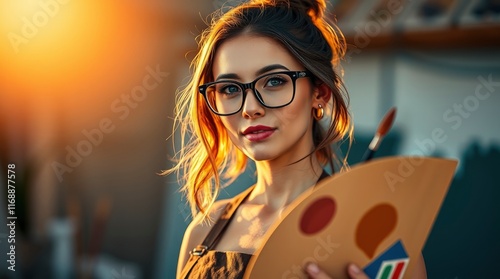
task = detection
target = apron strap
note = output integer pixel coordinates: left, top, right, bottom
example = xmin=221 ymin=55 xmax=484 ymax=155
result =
xmin=180 ymin=185 xmax=255 ymax=278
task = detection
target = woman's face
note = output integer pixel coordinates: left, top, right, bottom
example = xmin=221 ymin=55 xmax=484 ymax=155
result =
xmin=212 ymin=35 xmax=321 ymax=164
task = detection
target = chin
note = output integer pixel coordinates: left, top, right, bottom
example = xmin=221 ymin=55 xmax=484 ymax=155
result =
xmin=243 ymin=149 xmax=278 ymax=162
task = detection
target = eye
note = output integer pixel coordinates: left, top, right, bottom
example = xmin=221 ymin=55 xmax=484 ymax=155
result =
xmin=217 ymin=83 xmax=241 ymax=95
xmin=265 ymin=76 xmax=286 ymax=87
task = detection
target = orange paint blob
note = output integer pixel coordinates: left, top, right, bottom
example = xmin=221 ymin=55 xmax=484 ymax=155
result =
xmin=355 ymin=203 xmax=397 ymax=259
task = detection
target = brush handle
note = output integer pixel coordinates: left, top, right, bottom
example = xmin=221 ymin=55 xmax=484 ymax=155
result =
xmin=362 ymin=134 xmax=381 ymax=162
xmin=361 ymin=149 xmax=375 ymax=162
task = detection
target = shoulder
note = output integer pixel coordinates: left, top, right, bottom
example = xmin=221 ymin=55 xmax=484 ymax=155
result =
xmin=183 ymin=198 xmax=231 ymax=250
xmin=176 ymin=198 xmax=231 ymax=277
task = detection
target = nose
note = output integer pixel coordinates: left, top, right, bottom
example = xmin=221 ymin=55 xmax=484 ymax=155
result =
xmin=241 ymin=89 xmax=265 ymax=118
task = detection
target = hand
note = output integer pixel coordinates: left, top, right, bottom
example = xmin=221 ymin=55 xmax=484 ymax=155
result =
xmin=304 ymin=262 xmax=369 ymax=279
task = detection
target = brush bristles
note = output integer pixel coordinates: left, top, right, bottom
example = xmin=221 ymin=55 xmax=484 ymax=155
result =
xmin=376 ymin=107 xmax=397 ymax=137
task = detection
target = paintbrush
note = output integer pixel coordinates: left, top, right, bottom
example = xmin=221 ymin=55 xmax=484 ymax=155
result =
xmin=361 ymin=107 xmax=397 ymax=162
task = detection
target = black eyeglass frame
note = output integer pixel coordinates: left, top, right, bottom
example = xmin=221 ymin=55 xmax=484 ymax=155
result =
xmin=198 ymin=70 xmax=311 ymax=116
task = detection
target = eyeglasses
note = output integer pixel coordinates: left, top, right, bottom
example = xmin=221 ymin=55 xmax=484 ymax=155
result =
xmin=199 ymin=70 xmax=311 ymax=116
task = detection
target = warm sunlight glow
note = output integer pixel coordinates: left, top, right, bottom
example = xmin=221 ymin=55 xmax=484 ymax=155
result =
xmin=1 ymin=0 xmax=161 ymax=101
xmin=1 ymin=0 xmax=169 ymax=127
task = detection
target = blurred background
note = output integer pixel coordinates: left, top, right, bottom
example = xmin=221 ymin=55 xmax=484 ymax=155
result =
xmin=0 ymin=0 xmax=499 ymax=278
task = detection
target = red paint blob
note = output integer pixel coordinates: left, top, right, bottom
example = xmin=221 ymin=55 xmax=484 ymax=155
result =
xmin=299 ymin=197 xmax=336 ymax=235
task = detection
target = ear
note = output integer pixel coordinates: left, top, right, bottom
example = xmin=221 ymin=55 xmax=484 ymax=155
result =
xmin=312 ymin=83 xmax=331 ymax=107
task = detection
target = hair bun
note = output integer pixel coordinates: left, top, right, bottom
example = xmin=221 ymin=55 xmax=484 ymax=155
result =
xmin=253 ymin=0 xmax=327 ymax=21
xmin=288 ymin=0 xmax=326 ymax=21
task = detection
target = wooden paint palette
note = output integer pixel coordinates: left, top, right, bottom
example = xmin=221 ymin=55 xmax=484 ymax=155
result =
xmin=244 ymin=156 xmax=458 ymax=279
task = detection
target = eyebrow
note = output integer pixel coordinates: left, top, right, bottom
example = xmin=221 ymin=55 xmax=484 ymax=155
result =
xmin=215 ymin=64 xmax=290 ymax=81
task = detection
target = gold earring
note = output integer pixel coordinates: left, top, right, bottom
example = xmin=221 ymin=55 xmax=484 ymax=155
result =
xmin=313 ymin=104 xmax=324 ymax=120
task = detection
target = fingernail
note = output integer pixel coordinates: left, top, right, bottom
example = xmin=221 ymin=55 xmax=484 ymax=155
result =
xmin=306 ymin=262 xmax=320 ymax=274
xmin=349 ymin=264 xmax=361 ymax=274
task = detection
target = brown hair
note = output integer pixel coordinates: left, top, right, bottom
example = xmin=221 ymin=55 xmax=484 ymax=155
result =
xmin=165 ymin=0 xmax=352 ymax=219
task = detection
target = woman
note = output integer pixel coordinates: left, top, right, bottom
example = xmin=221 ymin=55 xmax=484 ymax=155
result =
xmin=168 ymin=0 xmax=427 ymax=278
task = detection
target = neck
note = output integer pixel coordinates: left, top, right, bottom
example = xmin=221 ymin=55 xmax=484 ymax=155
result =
xmin=248 ymin=156 xmax=325 ymax=211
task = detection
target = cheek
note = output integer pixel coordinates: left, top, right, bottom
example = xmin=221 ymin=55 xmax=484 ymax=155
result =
xmin=277 ymin=105 xmax=312 ymax=128
xmin=220 ymin=117 xmax=240 ymax=140
xmin=279 ymin=89 xmax=313 ymax=122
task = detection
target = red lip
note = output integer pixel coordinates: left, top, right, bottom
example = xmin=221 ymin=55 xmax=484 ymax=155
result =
xmin=242 ymin=125 xmax=276 ymax=142
xmin=242 ymin=125 xmax=275 ymax=135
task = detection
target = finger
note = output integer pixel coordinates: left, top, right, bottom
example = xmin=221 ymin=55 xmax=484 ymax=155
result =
xmin=304 ymin=262 xmax=332 ymax=279
xmin=347 ymin=264 xmax=370 ymax=279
